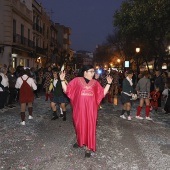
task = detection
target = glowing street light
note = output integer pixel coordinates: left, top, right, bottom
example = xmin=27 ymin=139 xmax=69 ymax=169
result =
xmin=136 ymin=47 xmax=140 ymax=53
xmin=117 ymin=59 xmax=120 ymax=63
xmin=135 ymin=47 xmax=140 ymax=78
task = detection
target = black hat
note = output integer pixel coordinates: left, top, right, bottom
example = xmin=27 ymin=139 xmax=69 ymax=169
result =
xmin=126 ymin=69 xmax=134 ymax=75
xmin=78 ymin=65 xmax=94 ymax=77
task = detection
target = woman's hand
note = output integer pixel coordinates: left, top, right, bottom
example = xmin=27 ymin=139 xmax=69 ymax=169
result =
xmin=60 ymin=71 xmax=66 ymax=80
xmin=106 ymin=75 xmax=113 ymax=84
xmin=59 ymin=71 xmax=67 ymax=92
xmin=104 ymin=75 xmax=113 ymax=96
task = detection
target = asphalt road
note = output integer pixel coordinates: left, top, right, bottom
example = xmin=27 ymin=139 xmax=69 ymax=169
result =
xmin=0 ymin=96 xmax=170 ymax=170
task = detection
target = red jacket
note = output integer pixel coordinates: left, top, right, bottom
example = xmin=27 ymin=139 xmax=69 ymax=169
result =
xmin=150 ymin=91 xmax=160 ymax=102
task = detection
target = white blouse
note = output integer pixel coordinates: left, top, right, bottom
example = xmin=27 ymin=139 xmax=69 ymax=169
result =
xmin=53 ymin=78 xmax=58 ymax=87
xmin=0 ymin=73 xmax=9 ymax=91
xmin=15 ymin=75 xmax=37 ymax=90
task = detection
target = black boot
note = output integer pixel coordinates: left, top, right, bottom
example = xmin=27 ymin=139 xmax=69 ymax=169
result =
xmin=63 ymin=111 xmax=66 ymax=121
xmin=85 ymin=150 xmax=91 ymax=158
xmin=51 ymin=111 xmax=58 ymax=120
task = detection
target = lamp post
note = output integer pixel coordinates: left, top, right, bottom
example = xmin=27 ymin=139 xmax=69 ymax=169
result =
xmin=135 ymin=47 xmax=140 ymax=78
xmin=136 ymin=48 xmax=140 ymax=53
xmin=117 ymin=59 xmax=120 ymax=70
xmin=110 ymin=63 xmax=113 ymax=69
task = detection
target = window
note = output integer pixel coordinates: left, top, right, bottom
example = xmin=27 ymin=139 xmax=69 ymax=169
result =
xmin=28 ymin=29 xmax=30 ymax=46
xmin=28 ymin=29 xmax=30 ymax=39
xmin=47 ymin=28 xmax=49 ymax=38
xmin=13 ymin=20 xmax=16 ymax=42
xmin=43 ymin=23 xmax=45 ymax=35
xmin=12 ymin=57 xmax=17 ymax=68
xmin=19 ymin=58 xmax=24 ymax=66
xmin=36 ymin=38 xmax=39 ymax=47
xmin=21 ymin=24 xmax=24 ymax=44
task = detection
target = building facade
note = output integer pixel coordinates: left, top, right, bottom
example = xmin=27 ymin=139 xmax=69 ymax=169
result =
xmin=0 ymin=0 xmax=34 ymax=68
xmin=0 ymin=0 xmax=72 ymax=69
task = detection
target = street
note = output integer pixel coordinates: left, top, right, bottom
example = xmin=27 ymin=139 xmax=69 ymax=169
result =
xmin=0 ymin=95 xmax=170 ymax=170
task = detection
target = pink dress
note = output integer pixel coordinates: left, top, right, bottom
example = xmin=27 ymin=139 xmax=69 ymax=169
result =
xmin=66 ymin=77 xmax=104 ymax=151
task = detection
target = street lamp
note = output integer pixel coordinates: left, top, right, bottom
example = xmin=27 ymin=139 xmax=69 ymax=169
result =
xmin=168 ymin=46 xmax=170 ymax=54
xmin=136 ymin=47 xmax=140 ymax=53
xmin=135 ymin=47 xmax=140 ymax=78
xmin=117 ymin=59 xmax=120 ymax=63
xmin=117 ymin=59 xmax=121 ymax=70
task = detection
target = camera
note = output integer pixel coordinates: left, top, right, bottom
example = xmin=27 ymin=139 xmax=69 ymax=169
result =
xmin=97 ymin=69 xmax=102 ymax=75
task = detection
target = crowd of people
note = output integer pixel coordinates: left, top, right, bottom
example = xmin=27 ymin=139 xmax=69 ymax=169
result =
xmin=0 ymin=63 xmax=170 ymax=157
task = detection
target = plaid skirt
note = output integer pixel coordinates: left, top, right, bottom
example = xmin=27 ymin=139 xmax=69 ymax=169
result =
xmin=138 ymin=92 xmax=149 ymax=99
xmin=51 ymin=93 xmax=69 ymax=104
xmin=120 ymin=93 xmax=131 ymax=104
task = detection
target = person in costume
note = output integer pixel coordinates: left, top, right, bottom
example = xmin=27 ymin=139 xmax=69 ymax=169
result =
xmin=49 ymin=68 xmax=69 ymax=121
xmin=15 ymin=69 xmax=37 ymax=125
xmin=150 ymin=86 xmax=160 ymax=112
xmin=135 ymin=71 xmax=152 ymax=120
xmin=120 ymin=70 xmax=134 ymax=120
xmin=59 ymin=64 xmax=113 ymax=157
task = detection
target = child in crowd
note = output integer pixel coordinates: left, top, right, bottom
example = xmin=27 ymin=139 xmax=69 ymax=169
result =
xmin=150 ymin=86 xmax=160 ymax=112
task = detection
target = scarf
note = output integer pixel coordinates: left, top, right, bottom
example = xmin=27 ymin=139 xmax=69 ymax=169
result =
xmin=126 ymin=76 xmax=133 ymax=86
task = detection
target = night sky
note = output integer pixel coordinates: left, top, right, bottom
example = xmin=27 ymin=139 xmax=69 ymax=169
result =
xmin=38 ymin=0 xmax=124 ymax=52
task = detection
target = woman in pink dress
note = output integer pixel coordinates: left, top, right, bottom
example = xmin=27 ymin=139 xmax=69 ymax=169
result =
xmin=60 ymin=65 xmax=113 ymax=157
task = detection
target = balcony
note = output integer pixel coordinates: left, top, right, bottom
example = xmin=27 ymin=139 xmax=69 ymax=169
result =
xmin=35 ymin=46 xmax=47 ymax=55
xmin=13 ymin=34 xmax=34 ymax=48
xmin=33 ymin=23 xmax=43 ymax=34
xmin=12 ymin=0 xmax=32 ymax=21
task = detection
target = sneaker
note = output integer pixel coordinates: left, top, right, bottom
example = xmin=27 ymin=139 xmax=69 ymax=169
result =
xmin=28 ymin=115 xmax=33 ymax=119
xmin=146 ymin=117 xmax=152 ymax=121
xmin=11 ymin=105 xmax=16 ymax=108
xmin=128 ymin=116 xmax=132 ymax=120
xmin=8 ymin=105 xmax=16 ymax=109
xmin=99 ymin=105 xmax=102 ymax=110
xmin=120 ymin=115 xmax=126 ymax=119
xmin=20 ymin=121 xmax=26 ymax=125
xmin=136 ymin=116 xmax=144 ymax=120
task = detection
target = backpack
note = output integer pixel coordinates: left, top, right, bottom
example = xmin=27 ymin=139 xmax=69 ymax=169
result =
xmin=19 ymin=77 xmax=34 ymax=103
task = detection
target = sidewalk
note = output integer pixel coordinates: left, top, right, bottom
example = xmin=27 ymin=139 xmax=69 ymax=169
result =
xmin=0 ymin=95 xmax=170 ymax=170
